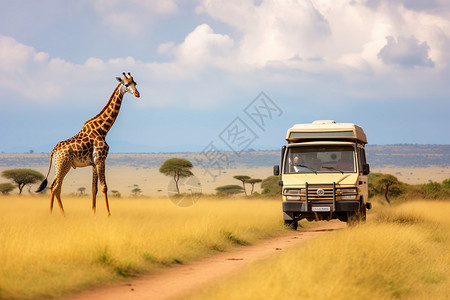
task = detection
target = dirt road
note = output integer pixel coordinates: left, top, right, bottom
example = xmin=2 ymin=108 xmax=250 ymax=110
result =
xmin=63 ymin=221 xmax=345 ymax=300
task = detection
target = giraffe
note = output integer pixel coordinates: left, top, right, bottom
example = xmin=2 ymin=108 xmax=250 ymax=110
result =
xmin=36 ymin=72 xmax=140 ymax=216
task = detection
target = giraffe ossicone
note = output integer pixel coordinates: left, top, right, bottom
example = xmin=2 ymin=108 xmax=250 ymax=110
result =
xmin=36 ymin=72 xmax=140 ymax=216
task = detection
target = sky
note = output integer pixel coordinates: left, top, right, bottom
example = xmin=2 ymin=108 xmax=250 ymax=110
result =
xmin=1 ymin=0 xmax=449 ymax=154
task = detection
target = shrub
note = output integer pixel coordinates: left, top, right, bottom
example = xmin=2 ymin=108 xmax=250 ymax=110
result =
xmin=260 ymin=176 xmax=281 ymax=196
xmin=215 ymin=185 xmax=244 ymax=196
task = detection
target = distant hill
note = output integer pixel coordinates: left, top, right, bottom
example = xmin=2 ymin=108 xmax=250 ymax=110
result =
xmin=366 ymin=144 xmax=450 ymax=167
xmin=0 ymin=145 xmax=449 ymax=169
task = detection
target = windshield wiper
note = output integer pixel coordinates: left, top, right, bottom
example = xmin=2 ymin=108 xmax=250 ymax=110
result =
xmin=295 ymin=164 xmax=317 ymax=174
xmin=322 ymin=166 xmax=344 ymax=174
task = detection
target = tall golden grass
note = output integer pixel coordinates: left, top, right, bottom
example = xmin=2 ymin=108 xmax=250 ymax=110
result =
xmin=0 ymin=195 xmax=285 ymax=300
xmin=189 ymin=200 xmax=450 ymax=300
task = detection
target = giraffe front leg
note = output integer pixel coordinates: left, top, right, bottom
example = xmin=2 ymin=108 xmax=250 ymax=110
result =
xmin=92 ymin=166 xmax=98 ymax=215
xmin=96 ymin=161 xmax=110 ymax=216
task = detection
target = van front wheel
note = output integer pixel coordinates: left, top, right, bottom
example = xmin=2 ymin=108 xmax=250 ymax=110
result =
xmin=361 ymin=204 xmax=367 ymax=222
xmin=284 ymin=220 xmax=298 ymax=230
xmin=346 ymin=209 xmax=361 ymax=226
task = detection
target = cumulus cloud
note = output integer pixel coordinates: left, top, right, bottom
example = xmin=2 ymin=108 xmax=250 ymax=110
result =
xmin=174 ymin=24 xmax=235 ymax=69
xmin=2 ymin=0 xmax=450 ymax=107
xmin=0 ymin=36 xmax=148 ymax=102
xmin=197 ymin=0 xmax=331 ymax=67
xmin=189 ymin=0 xmax=450 ymax=83
xmin=0 ymin=36 xmax=64 ymax=99
xmin=378 ymin=35 xmax=435 ymax=68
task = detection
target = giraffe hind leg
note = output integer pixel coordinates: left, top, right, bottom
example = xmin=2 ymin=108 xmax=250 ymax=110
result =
xmin=50 ymin=177 xmax=66 ymax=216
xmin=92 ymin=166 xmax=98 ymax=215
xmin=50 ymin=153 xmax=72 ymax=216
xmin=49 ymin=179 xmax=56 ymax=213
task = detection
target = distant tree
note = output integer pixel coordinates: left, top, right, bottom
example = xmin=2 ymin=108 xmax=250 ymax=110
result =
xmin=1 ymin=169 xmax=45 ymax=194
xmin=442 ymin=178 xmax=450 ymax=189
xmin=375 ymin=174 xmax=401 ymax=205
xmin=246 ymin=178 xmax=262 ymax=195
xmin=159 ymin=158 xmax=194 ymax=194
xmin=368 ymin=173 xmax=383 ymax=197
xmin=111 ymin=190 xmax=121 ymax=198
xmin=0 ymin=183 xmax=15 ymax=195
xmin=261 ymin=175 xmax=282 ymax=195
xmin=233 ymin=175 xmax=250 ymax=195
xmin=216 ymin=185 xmax=244 ymax=196
xmin=78 ymin=187 xmax=86 ymax=196
xmin=131 ymin=187 xmax=142 ymax=197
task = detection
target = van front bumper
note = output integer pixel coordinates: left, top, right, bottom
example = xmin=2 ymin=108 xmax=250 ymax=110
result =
xmin=283 ymin=200 xmax=360 ymax=218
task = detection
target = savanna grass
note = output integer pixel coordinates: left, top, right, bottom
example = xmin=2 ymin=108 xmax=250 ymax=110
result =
xmin=189 ymin=200 xmax=450 ymax=300
xmin=0 ymin=195 xmax=285 ymax=300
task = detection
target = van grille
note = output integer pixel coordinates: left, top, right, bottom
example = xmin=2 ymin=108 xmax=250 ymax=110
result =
xmin=306 ymin=183 xmax=335 ymax=204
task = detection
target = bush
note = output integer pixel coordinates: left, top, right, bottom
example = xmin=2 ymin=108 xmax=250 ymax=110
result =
xmin=260 ymin=176 xmax=281 ymax=196
xmin=216 ymin=185 xmax=244 ymax=196
xmin=369 ymin=175 xmax=450 ymax=202
xmin=0 ymin=183 xmax=15 ymax=195
xmin=442 ymin=179 xmax=450 ymax=189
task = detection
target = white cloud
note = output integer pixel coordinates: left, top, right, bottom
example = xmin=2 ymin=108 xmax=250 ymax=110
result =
xmin=0 ymin=36 xmax=140 ymax=102
xmin=378 ymin=35 xmax=434 ymax=68
xmin=174 ymin=24 xmax=235 ymax=69
xmin=195 ymin=0 xmax=450 ymax=74
xmin=0 ymin=36 xmax=63 ymax=99
xmin=197 ymin=0 xmax=331 ymax=67
xmin=2 ymin=0 xmax=450 ymax=108
xmin=0 ymin=35 xmax=206 ymax=108
xmin=88 ymin=0 xmax=178 ymax=34
xmin=157 ymin=41 xmax=175 ymax=55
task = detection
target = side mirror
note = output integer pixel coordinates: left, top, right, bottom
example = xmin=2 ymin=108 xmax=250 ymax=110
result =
xmin=273 ymin=165 xmax=280 ymax=176
xmin=363 ymin=164 xmax=370 ymax=175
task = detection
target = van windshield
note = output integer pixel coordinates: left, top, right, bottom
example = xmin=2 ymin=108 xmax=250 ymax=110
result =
xmin=285 ymin=145 xmax=356 ymax=174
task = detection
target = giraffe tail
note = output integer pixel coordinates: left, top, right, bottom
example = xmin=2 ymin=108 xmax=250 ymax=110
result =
xmin=36 ymin=150 xmax=54 ymax=193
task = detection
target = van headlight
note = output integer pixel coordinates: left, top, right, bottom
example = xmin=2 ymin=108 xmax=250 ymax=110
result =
xmin=341 ymin=188 xmax=357 ymax=200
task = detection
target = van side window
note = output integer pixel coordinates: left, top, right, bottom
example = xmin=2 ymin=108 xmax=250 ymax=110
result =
xmin=357 ymin=147 xmax=367 ymax=174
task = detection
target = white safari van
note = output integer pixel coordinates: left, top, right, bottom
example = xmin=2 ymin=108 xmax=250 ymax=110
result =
xmin=273 ymin=120 xmax=371 ymax=229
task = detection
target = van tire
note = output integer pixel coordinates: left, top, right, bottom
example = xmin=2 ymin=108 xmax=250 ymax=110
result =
xmin=346 ymin=209 xmax=361 ymax=226
xmin=284 ymin=220 xmax=298 ymax=230
xmin=361 ymin=204 xmax=367 ymax=222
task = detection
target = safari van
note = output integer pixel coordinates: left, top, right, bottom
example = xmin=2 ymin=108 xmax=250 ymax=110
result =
xmin=273 ymin=120 xmax=371 ymax=229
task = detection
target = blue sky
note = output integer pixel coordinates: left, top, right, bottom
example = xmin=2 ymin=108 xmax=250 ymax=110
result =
xmin=1 ymin=0 xmax=449 ymax=153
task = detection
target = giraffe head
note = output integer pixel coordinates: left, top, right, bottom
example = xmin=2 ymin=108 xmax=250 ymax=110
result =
xmin=116 ymin=72 xmax=140 ymax=98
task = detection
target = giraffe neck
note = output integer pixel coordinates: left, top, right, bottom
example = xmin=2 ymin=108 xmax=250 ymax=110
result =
xmin=84 ymin=84 xmax=126 ymax=136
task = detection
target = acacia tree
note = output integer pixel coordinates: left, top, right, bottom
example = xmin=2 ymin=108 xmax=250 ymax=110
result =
xmin=159 ymin=158 xmax=194 ymax=194
xmin=375 ymin=174 xmax=401 ymax=205
xmin=78 ymin=187 xmax=86 ymax=196
xmin=246 ymin=178 xmax=262 ymax=195
xmin=131 ymin=187 xmax=142 ymax=196
xmin=1 ymin=169 xmax=44 ymax=194
xmin=233 ymin=175 xmax=250 ymax=195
